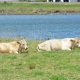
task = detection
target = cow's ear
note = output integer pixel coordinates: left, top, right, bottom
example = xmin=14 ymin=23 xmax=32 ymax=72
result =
xmin=70 ymin=39 xmax=75 ymax=43
xmin=17 ymin=41 xmax=21 ymax=44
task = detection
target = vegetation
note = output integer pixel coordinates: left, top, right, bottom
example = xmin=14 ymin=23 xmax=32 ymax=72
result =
xmin=19 ymin=0 xmax=46 ymax=2
xmin=0 ymin=39 xmax=80 ymax=80
xmin=0 ymin=2 xmax=80 ymax=14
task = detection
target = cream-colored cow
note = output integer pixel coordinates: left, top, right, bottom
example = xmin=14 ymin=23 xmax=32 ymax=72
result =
xmin=0 ymin=39 xmax=28 ymax=54
xmin=37 ymin=38 xmax=79 ymax=51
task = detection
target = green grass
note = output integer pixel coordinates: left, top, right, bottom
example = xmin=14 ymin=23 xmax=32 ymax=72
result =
xmin=0 ymin=39 xmax=80 ymax=80
xmin=0 ymin=2 xmax=80 ymax=14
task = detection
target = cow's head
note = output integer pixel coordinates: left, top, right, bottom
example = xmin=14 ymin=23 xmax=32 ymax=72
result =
xmin=70 ymin=38 xmax=80 ymax=48
xmin=17 ymin=39 xmax=28 ymax=50
xmin=74 ymin=38 xmax=80 ymax=48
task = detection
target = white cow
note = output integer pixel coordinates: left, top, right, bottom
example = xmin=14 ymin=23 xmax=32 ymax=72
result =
xmin=37 ymin=38 xmax=79 ymax=51
xmin=0 ymin=39 xmax=28 ymax=54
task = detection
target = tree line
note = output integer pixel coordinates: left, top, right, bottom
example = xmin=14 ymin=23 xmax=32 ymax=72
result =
xmin=19 ymin=0 xmax=46 ymax=2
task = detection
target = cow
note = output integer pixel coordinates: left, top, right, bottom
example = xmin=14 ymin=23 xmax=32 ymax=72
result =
xmin=0 ymin=39 xmax=28 ymax=54
xmin=37 ymin=38 xmax=80 ymax=51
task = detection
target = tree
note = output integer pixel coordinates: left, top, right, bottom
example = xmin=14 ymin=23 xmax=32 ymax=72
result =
xmin=35 ymin=0 xmax=46 ymax=2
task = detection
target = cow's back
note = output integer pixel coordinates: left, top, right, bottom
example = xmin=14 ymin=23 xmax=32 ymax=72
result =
xmin=50 ymin=39 xmax=62 ymax=50
xmin=0 ymin=43 xmax=11 ymax=53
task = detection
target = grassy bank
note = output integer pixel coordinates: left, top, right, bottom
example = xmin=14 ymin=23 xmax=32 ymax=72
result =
xmin=0 ymin=2 xmax=80 ymax=14
xmin=0 ymin=39 xmax=80 ymax=80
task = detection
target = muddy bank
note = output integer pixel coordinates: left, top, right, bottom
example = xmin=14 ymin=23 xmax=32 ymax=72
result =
xmin=0 ymin=9 xmax=80 ymax=15
xmin=32 ymin=9 xmax=80 ymax=15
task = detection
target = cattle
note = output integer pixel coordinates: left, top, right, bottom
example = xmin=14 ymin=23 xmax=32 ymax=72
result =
xmin=37 ymin=38 xmax=80 ymax=51
xmin=0 ymin=39 xmax=28 ymax=54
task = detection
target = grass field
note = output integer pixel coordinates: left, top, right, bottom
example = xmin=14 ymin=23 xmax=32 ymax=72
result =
xmin=0 ymin=39 xmax=80 ymax=80
xmin=0 ymin=2 xmax=80 ymax=14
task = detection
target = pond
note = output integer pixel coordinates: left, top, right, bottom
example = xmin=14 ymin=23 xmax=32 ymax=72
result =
xmin=0 ymin=14 xmax=80 ymax=40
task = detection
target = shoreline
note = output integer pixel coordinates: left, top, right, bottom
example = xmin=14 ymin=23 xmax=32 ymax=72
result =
xmin=0 ymin=11 xmax=80 ymax=15
xmin=0 ymin=12 xmax=80 ymax=15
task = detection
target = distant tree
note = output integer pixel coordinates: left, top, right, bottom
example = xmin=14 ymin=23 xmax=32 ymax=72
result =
xmin=19 ymin=0 xmax=30 ymax=1
xmin=35 ymin=0 xmax=46 ymax=2
xmin=19 ymin=0 xmax=46 ymax=2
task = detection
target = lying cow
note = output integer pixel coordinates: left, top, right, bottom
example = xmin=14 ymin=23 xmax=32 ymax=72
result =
xmin=0 ymin=39 xmax=28 ymax=54
xmin=37 ymin=38 xmax=80 ymax=51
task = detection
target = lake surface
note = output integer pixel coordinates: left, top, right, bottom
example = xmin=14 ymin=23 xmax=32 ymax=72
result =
xmin=0 ymin=14 xmax=80 ymax=40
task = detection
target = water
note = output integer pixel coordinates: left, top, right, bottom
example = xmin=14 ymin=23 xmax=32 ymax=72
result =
xmin=0 ymin=14 xmax=80 ymax=40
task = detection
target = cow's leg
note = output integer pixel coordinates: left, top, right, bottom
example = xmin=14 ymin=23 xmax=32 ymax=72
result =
xmin=11 ymin=50 xmax=19 ymax=54
xmin=63 ymin=48 xmax=71 ymax=51
xmin=67 ymin=48 xmax=71 ymax=51
xmin=9 ymin=50 xmax=18 ymax=54
xmin=14 ymin=51 xmax=19 ymax=54
xmin=9 ymin=50 xmax=13 ymax=53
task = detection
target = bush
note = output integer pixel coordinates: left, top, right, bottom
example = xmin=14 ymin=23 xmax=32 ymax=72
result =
xmin=4 ymin=1 xmax=7 ymax=4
